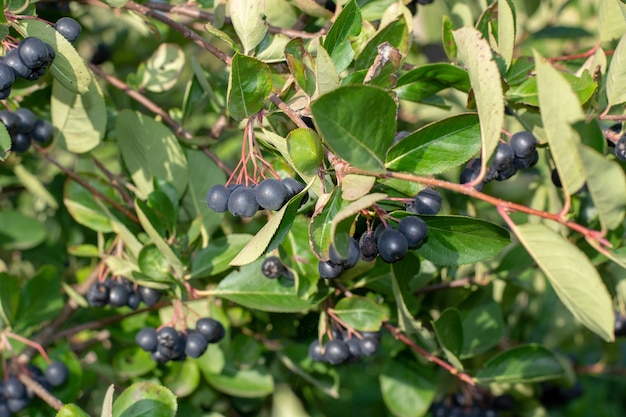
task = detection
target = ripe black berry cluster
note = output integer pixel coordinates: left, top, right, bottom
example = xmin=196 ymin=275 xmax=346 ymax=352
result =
xmin=261 ymin=256 xmax=292 ymax=279
xmin=206 ymin=178 xmax=307 ymax=218
xmin=0 ymin=362 xmax=69 ymax=415
xmin=86 ymin=277 xmax=162 ymax=309
xmin=136 ymin=318 xmax=225 ymax=364
xmin=460 ymin=131 xmax=538 ymax=189
xmin=0 ymin=37 xmax=55 ymax=97
xmin=430 ymin=392 xmax=512 ymax=417
xmin=0 ymin=109 xmax=53 ymax=153
xmin=308 ymin=330 xmax=381 ymax=365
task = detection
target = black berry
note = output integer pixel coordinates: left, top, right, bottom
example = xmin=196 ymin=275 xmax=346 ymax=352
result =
xmin=261 ymin=256 xmax=285 ymax=279
xmin=255 ymin=178 xmax=288 ymax=210
xmin=136 ymin=327 xmax=158 ymax=352
xmin=45 ymin=361 xmax=69 ymax=387
xmin=31 ymin=119 xmax=53 ymax=143
xmin=0 ymin=111 xmax=20 ymax=135
xmin=359 ymin=231 xmax=378 ymax=261
xmin=359 ymin=336 xmax=379 ymax=356
xmin=329 ymin=237 xmax=360 ymax=269
xmin=496 ymin=165 xmax=517 ymax=181
xmin=377 ymin=229 xmax=409 ymax=263
xmin=412 ymin=188 xmax=442 ymax=215
xmin=196 ymin=318 xmax=225 ymax=343
xmin=185 ymin=331 xmax=209 ymax=358
xmin=345 ymin=338 xmax=363 ymax=361
xmin=54 ymin=17 xmax=82 ymax=43
xmin=616 ymin=136 xmax=626 ymax=161
xmin=398 ymin=216 xmax=428 ymax=249
xmin=14 ymin=108 xmax=36 ymax=133
xmin=127 ymin=291 xmax=141 ymax=310
xmin=206 ymin=184 xmax=231 ymax=212
xmin=227 ymin=186 xmax=259 ymax=218
xmin=11 ymin=133 xmax=31 ymax=153
xmin=510 ymin=131 xmax=537 ymax=158
xmin=491 ymin=142 xmax=515 ymax=171
xmin=4 ymin=376 xmax=26 ymax=399
xmin=86 ymin=280 xmax=110 ymax=307
xmin=324 ymin=339 xmax=350 ymax=365
xmin=108 ymin=282 xmax=131 ymax=307
xmin=4 ymin=48 xmax=32 ymax=79
xmin=0 ymin=63 xmax=15 ymax=90
xmin=308 ymin=339 xmax=325 ymax=362
xmin=138 ymin=286 xmax=162 ymax=307
xmin=615 ymin=311 xmax=626 ymax=337
xmin=318 ymin=260 xmax=343 ymax=279
xmin=18 ymin=37 xmax=50 ymax=69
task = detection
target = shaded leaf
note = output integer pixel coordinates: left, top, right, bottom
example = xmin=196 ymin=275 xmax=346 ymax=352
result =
xmin=138 ymin=43 xmax=185 ymax=93
xmin=380 ymin=360 xmax=436 ymax=417
xmin=192 ymin=234 xmax=253 ymax=277
xmin=433 ymin=308 xmax=463 ymax=358
xmin=112 ymin=382 xmax=177 ymax=417
xmin=204 ymin=365 xmax=274 ymax=398
xmin=330 ymin=296 xmax=389 ymax=331
xmin=285 ymin=39 xmax=316 ymax=96
xmin=0 ymin=210 xmax=46 ymax=250
xmin=476 ymin=345 xmax=566 ymax=384
xmin=396 ymin=63 xmax=470 ymax=103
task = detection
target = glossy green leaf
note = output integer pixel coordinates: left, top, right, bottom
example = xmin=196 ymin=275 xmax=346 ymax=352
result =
xmin=534 ymin=51 xmax=586 ymax=196
xmin=315 ymin=38 xmax=340 ymax=95
xmin=112 ymin=382 xmax=177 ymax=417
xmin=227 ymin=53 xmax=272 ymax=120
xmin=498 ymin=0 xmax=516 ymax=68
xmin=192 ymin=234 xmax=253 ymax=277
xmin=163 ymin=360 xmax=200 ymax=397
xmin=309 ymin=188 xmax=350 ymax=258
xmin=0 ymin=273 xmax=20 ymax=327
xmin=379 ymin=360 xmax=436 ymax=417
xmin=203 ymin=364 xmax=274 ymax=398
xmin=14 ymin=266 xmax=63 ymax=332
xmin=458 ymin=292 xmax=504 ymax=358
xmin=323 ymin=0 xmax=362 ymax=73
xmin=57 ymin=404 xmax=91 ymax=417
xmin=279 ymin=217 xmax=319 ymax=298
xmin=355 ymin=18 xmax=408 ymax=70
xmin=138 ymin=43 xmax=185 ymax=93
xmin=606 ymin=33 xmax=626 ymax=105
xmin=578 ymin=144 xmax=626 ymax=230
xmin=433 ymin=308 xmax=463 ymax=358
xmin=16 ymin=20 xmax=91 ymax=94
xmin=331 ymin=296 xmax=389 ymax=331
xmin=506 ymin=56 xmax=534 ymax=86
xmin=452 ymin=27 xmax=504 ymax=171
xmin=312 ymin=85 xmax=396 ymax=173
xmin=286 ymin=128 xmax=323 ymax=176
xmin=476 ymin=345 xmax=566 ymax=384
xmin=511 ymin=222 xmax=614 ymax=341
xmin=506 ymin=70 xmax=597 ymax=106
xmin=0 ymin=122 xmax=10 ymax=161
xmin=116 ymin=110 xmax=188 ymax=199
xmin=386 ymin=113 xmax=480 ymax=174
xmin=138 ymin=244 xmax=171 ymax=281
xmin=396 ymin=64 xmax=470 ymax=102
xmin=411 ymin=215 xmax=510 ymax=266
xmin=51 ymin=76 xmax=106 ymax=154
xmin=0 ymin=210 xmax=46 ymax=250
xmin=113 ymin=348 xmax=156 ymax=378
xmin=214 ymin=259 xmax=322 ymax=312
xmin=285 ymin=38 xmax=316 ymax=96
xmin=229 ymin=0 xmax=268 ymax=54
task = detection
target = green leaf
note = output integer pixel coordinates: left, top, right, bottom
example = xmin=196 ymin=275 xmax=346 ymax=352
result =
xmin=534 ymin=50 xmax=586 ymax=196
xmin=286 ymin=128 xmax=323 ymax=176
xmin=315 ymin=38 xmax=340 ymax=96
xmin=214 ymin=259 xmax=323 ymax=312
xmin=15 ymin=20 xmax=91 ymax=94
xmin=229 ymin=0 xmax=268 ymax=54
xmin=51 ymin=76 xmax=106 ymax=154
xmin=330 ymin=296 xmax=389 ymax=331
xmin=0 ymin=273 xmax=20 ymax=327
xmin=355 ymin=18 xmax=408 ymax=71
xmin=476 ymin=345 xmax=566 ymax=384
xmin=57 ymin=404 xmax=91 ymax=417
xmin=511 ymin=222 xmax=614 ymax=341
xmin=138 ymin=244 xmax=171 ymax=281
xmin=578 ymin=145 xmax=626 ymax=230
xmin=292 ymin=0 xmax=332 ymax=18
xmin=163 ymin=360 xmax=200 ymax=397
xmin=116 ymin=110 xmax=188 ymax=199
xmin=441 ymin=15 xmax=456 ymax=61
xmin=395 ymin=63 xmax=470 ymax=103
xmin=0 ymin=210 xmax=46 ymax=250
xmin=0 ymin=122 xmax=10 ymax=161
xmin=497 ymin=0 xmax=516 ymax=68
xmin=64 ymin=174 xmax=121 ymax=233
xmin=101 ymin=385 xmax=115 ymax=417
xmin=309 ymin=188 xmax=350 ymax=258
xmin=340 ymin=174 xmax=376 ymax=201
xmin=14 ymin=266 xmax=63 ymax=332
xmin=203 ymin=365 xmax=274 ymax=398
xmin=112 ymin=382 xmax=177 ymax=417
xmin=138 ymin=43 xmax=185 ymax=93
xmin=230 ymin=184 xmax=310 ymax=266
xmin=227 ymin=53 xmax=272 ymax=120
xmin=192 ymin=234 xmax=253 ymax=278
xmin=285 ymin=38 xmax=317 ymax=96
xmin=458 ymin=291 xmax=504 ymax=358
xmin=323 ymin=0 xmax=362 ymax=73
xmin=386 ymin=113 xmax=481 ymax=174
xmin=433 ymin=308 xmax=463 ymax=358
xmin=506 ymin=70 xmax=597 ymax=106
xmin=312 ymin=85 xmax=396 ymax=173
xmin=606 ymin=33 xmax=626 ymax=106
xmin=452 ymin=27 xmax=504 ymax=171
xmin=379 ymin=360 xmax=436 ymax=417
xmin=13 ymin=164 xmax=58 ymax=209
xmin=136 ymin=200 xmax=184 ymax=277
xmin=113 ymin=348 xmax=156 ymax=379
xmin=411 ymin=215 xmax=511 ymax=266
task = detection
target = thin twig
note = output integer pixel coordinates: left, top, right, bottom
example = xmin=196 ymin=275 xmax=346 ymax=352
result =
xmin=269 ymin=93 xmax=309 ymax=129
xmin=92 ymin=158 xmax=136 ymax=207
xmin=18 ymin=373 xmax=64 ymax=410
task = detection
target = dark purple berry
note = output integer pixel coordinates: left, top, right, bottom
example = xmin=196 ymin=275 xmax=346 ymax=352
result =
xmin=615 ymin=311 xmax=626 ymax=337
xmin=255 ymin=178 xmax=288 ymax=210
xmin=196 ymin=318 xmax=225 ymax=343
xmin=282 ymin=177 xmax=309 ymax=206
xmin=7 ymin=397 xmax=29 ymax=413
xmin=86 ymin=280 xmax=110 ymax=307
xmin=377 ymin=229 xmax=409 ymax=263
xmin=324 ymin=339 xmax=350 ymax=365
xmin=185 ymin=331 xmax=209 ymax=358
xmin=227 ymin=186 xmax=259 ymax=218
xmin=261 ymin=256 xmax=285 ymax=279
xmin=45 ymin=43 xmax=55 ymax=65
xmin=0 ymin=63 xmax=15 ymax=90
xmin=54 ymin=17 xmax=82 ymax=43
xmin=318 ymin=260 xmax=343 ymax=279
xmin=359 ymin=336 xmax=379 ymax=356
xmin=127 ymin=291 xmax=141 ymax=310
xmin=0 ymin=110 xmax=20 ymax=135
xmin=496 ymin=165 xmax=517 ymax=181
xmin=0 ymin=403 xmax=10 ymax=417
xmin=345 ymin=338 xmax=363 ymax=360
xmin=31 ymin=119 xmax=54 ymax=143
xmin=206 ymin=184 xmax=231 ymax=212
xmin=108 ymin=282 xmax=130 ymax=307
xmin=616 ymin=136 xmax=626 ymax=161
xmin=398 ymin=216 xmax=428 ymax=249
xmin=412 ymin=188 xmax=442 ymax=215
xmin=359 ymin=231 xmax=378 ymax=261
xmin=138 ymin=286 xmax=162 ymax=307
xmin=151 ymin=350 xmax=169 ymax=364
xmin=308 ymin=339 xmax=326 ymax=362
xmin=136 ymin=327 xmax=158 ymax=352
xmin=329 ymin=237 xmax=360 ymax=269
xmin=18 ymin=37 xmax=50 ymax=69
xmin=14 ymin=108 xmax=37 ymax=133
xmin=491 ymin=142 xmax=515 ymax=171
xmin=4 ymin=376 xmax=26 ymax=399
xmin=10 ymin=132 xmax=30 ymax=153
xmin=0 ymin=87 xmax=10 ymax=100
xmin=4 ymin=48 xmax=32 ymax=79
xmin=551 ymin=168 xmax=562 ymax=188
xmin=510 ymin=131 xmax=537 ymax=158
xmin=45 ymin=361 xmax=69 ymax=387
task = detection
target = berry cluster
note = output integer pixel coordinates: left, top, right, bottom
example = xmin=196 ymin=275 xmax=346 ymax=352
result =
xmin=0 ymin=109 xmax=53 ymax=153
xmin=308 ymin=330 xmax=381 ymax=365
xmin=0 ymin=362 xmax=69 ymax=415
xmin=1 ymin=37 xmax=55 ymax=97
xmin=136 ymin=318 xmax=225 ymax=364
xmin=460 ymin=131 xmax=538 ymax=189
xmin=206 ymin=178 xmax=307 ymax=218
xmin=430 ymin=392 xmax=512 ymax=417
xmin=86 ymin=277 xmax=162 ymax=309
xmin=319 ymin=214 xmax=429 ymax=279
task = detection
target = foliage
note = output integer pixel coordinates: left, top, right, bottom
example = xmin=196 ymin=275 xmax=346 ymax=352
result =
xmin=0 ymin=0 xmax=626 ymax=416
